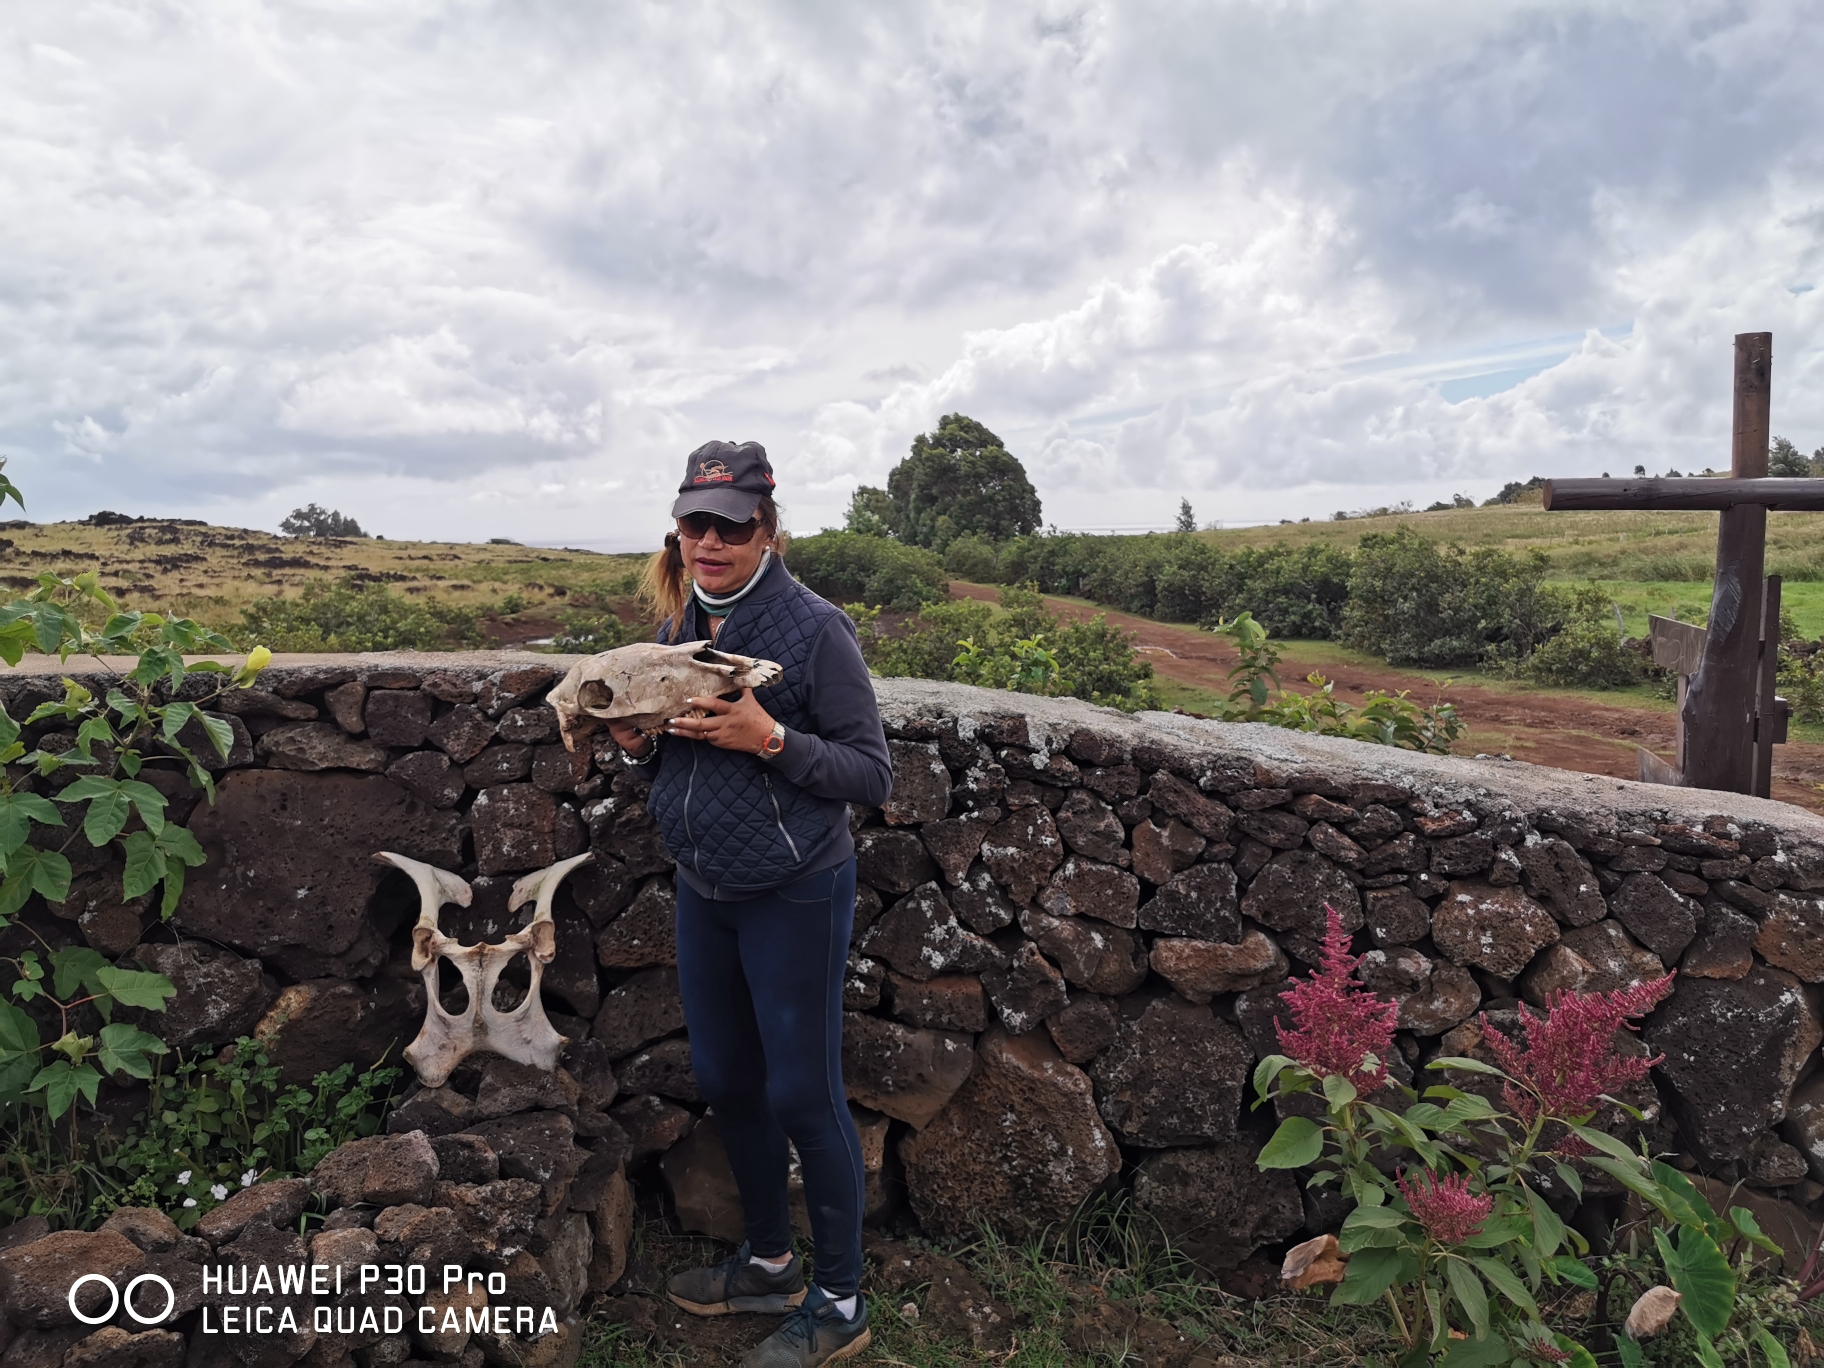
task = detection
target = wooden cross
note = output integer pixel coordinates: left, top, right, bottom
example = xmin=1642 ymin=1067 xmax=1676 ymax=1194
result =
xmin=1543 ymin=333 xmax=1824 ymax=797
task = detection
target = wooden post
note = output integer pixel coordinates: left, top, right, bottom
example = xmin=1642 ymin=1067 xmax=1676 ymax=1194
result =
xmin=1681 ymin=333 xmax=1772 ymax=792
xmin=1753 ymin=575 xmax=1783 ymax=798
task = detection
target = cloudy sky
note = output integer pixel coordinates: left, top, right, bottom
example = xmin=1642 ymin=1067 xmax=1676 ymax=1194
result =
xmin=2 ymin=0 xmax=1822 ymax=548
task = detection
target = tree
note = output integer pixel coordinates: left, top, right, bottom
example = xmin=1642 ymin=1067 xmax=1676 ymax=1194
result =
xmin=280 ymin=504 xmax=366 ymax=538
xmin=1770 ymin=436 xmax=1809 ymax=477
xmin=1175 ymin=498 xmax=1196 ymax=533
xmin=881 ymin=414 xmax=1042 ymax=549
xmin=844 ymin=486 xmax=894 ymax=537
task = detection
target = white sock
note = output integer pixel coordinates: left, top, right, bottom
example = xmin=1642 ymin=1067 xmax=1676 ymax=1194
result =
xmin=750 ymin=1250 xmax=792 ymax=1270
xmin=817 ymin=1286 xmax=858 ymax=1319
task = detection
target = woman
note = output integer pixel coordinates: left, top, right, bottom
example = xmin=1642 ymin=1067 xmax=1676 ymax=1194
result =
xmin=606 ymin=440 xmax=891 ymax=1368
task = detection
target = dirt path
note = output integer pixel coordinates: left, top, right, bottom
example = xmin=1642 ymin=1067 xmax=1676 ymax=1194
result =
xmin=950 ymin=583 xmax=1824 ymax=817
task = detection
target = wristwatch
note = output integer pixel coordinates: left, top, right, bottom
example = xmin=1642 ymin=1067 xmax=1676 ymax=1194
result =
xmin=758 ymin=722 xmax=785 ymax=760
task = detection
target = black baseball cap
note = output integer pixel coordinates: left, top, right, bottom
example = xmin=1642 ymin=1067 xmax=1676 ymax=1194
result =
xmin=670 ymin=440 xmax=776 ymax=522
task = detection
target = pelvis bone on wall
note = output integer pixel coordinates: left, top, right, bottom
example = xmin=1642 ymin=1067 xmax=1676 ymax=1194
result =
xmin=548 ymin=640 xmax=783 ymax=752
xmin=375 ymin=849 xmax=595 ymax=1087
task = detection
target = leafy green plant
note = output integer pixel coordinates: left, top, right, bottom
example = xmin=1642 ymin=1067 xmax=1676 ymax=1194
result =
xmin=235 ymin=575 xmax=483 ymax=651
xmin=1343 ymin=528 xmax=1565 ymax=668
xmin=1593 ymin=1160 xmax=1802 ymax=1366
xmin=1208 ymin=613 xmax=1464 ymax=753
xmin=849 ymin=585 xmax=1157 ymax=711
xmin=786 ymin=531 xmax=949 ymax=610
xmin=1256 ymin=915 xmax=1805 ymax=1364
xmin=1516 ymin=587 xmax=1642 ymax=689
xmin=102 ymin=1040 xmax=402 ymax=1229
xmin=0 ymin=455 xmax=270 ymax=1226
xmin=1254 ymin=912 xmax=1683 ymax=1364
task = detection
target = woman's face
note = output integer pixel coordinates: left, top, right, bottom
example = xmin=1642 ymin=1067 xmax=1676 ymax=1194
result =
xmin=680 ymin=515 xmax=769 ymax=597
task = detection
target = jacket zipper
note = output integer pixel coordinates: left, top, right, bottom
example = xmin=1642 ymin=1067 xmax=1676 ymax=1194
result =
xmin=764 ymin=774 xmax=802 ymax=863
xmin=684 ymin=747 xmax=703 ymax=877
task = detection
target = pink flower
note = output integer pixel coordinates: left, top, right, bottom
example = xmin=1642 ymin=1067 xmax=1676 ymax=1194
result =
xmin=1396 ymin=1168 xmax=1493 ymax=1246
xmin=1478 ymin=975 xmax=1675 ymax=1124
xmin=1277 ymin=905 xmax=1399 ymax=1094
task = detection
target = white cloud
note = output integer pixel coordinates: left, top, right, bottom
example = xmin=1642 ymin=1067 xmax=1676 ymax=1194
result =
xmin=0 ymin=0 xmax=1818 ymax=541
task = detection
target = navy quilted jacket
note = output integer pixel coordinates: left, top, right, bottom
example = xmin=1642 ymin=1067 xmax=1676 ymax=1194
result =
xmin=647 ymin=556 xmax=892 ymax=898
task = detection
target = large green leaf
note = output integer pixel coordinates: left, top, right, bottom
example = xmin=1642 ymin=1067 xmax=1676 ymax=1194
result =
xmin=1258 ymin=1115 xmax=1324 ymax=1169
xmin=1428 ymin=1056 xmax=1509 ymax=1077
xmin=1322 ymin=1072 xmax=1358 ymax=1110
xmin=81 ymin=790 xmax=131 ymax=846
xmin=0 ymin=792 xmax=63 ymax=856
xmin=1527 ymin=1188 xmax=1564 ymax=1261
xmin=96 ymin=1022 xmax=169 ymax=1079
xmin=29 ymin=1059 xmax=101 ymax=1118
xmin=116 ymin=780 xmax=167 ymax=834
xmin=1730 ymin=1206 xmax=1784 ymax=1259
xmin=1655 ymin=1225 xmax=1735 ymax=1339
xmin=120 ymin=831 xmax=168 ymax=900
xmin=51 ymin=946 xmax=109 ymax=1002
xmin=1755 ymin=1328 xmax=1793 ymax=1368
xmin=1549 ymin=1256 xmax=1598 ymax=1290
xmin=1470 ymin=1257 xmax=1537 ymax=1318
xmin=1652 ymin=1160 xmax=1722 ymax=1237
xmin=0 ymin=1000 xmax=39 ymax=1060
xmin=95 ymin=966 xmax=176 ymax=1012
xmin=1446 ymin=1258 xmax=1490 ymax=1340
xmin=0 ymin=846 xmax=73 ymax=913
xmin=1615 ymin=1332 xmax=1644 ymax=1368
xmin=156 ymin=824 xmax=205 ymax=866
xmin=1328 ymin=1246 xmax=1407 ymax=1305
xmin=195 ymin=712 xmax=235 ymax=759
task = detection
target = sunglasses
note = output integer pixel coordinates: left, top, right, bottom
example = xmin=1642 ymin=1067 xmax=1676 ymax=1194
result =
xmin=677 ymin=512 xmax=761 ymax=544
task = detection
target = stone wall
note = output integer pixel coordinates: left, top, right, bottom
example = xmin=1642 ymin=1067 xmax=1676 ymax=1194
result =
xmin=9 ymin=654 xmax=1824 ymax=1349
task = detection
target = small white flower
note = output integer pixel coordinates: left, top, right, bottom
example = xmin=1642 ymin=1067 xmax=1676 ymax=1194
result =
xmin=241 ymin=1169 xmax=257 ymax=1188
xmin=182 ymin=1198 xmax=197 ymax=1208
xmin=210 ymin=1184 xmax=228 ymax=1201
xmin=176 ymin=1170 xmax=192 ymax=1185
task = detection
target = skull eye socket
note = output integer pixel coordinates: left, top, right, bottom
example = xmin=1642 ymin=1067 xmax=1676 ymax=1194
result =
xmin=492 ymin=952 xmax=531 ymax=1011
xmin=578 ymin=680 xmax=614 ymax=709
xmin=437 ymin=959 xmax=470 ymax=1015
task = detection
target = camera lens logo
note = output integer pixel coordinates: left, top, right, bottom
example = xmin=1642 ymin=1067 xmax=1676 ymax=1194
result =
xmin=68 ymin=1273 xmax=176 ymax=1326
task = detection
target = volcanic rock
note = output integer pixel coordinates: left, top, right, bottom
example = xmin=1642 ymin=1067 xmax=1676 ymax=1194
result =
xmin=862 ymin=882 xmax=1005 ymax=981
xmin=901 ymin=1028 xmax=1119 ymax=1238
xmin=1430 ymin=881 xmax=1559 ymax=978
xmin=1520 ymin=922 xmax=1665 ymax=1005
xmin=1017 ymin=907 xmax=1148 ymax=996
xmin=1138 ymin=862 xmax=1240 ymax=941
xmin=1519 ymin=837 xmax=1609 ymax=926
xmin=1037 ymin=857 xmax=1140 ymax=928
xmin=1149 ymin=931 xmax=1288 ymax=1003
xmin=1132 ymin=1142 xmax=1303 ymax=1270
xmin=980 ymin=942 xmax=1069 ymax=1034
xmin=883 ymin=740 xmax=951 ymax=825
xmin=1240 ymin=850 xmax=1363 ymax=941
xmin=980 ymin=805 xmax=1066 ymax=904
xmin=1090 ymin=994 xmax=1251 ymax=1146
xmin=1648 ymin=967 xmax=1823 ymax=1164
xmin=841 ymin=1012 xmax=976 ymax=1128
xmin=1357 ymin=948 xmax=1480 ymax=1036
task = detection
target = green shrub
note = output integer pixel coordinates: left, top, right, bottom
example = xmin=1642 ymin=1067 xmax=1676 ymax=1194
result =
xmin=942 ymin=533 xmax=1003 ymax=584
xmin=1343 ymin=528 xmax=1564 ymax=667
xmin=786 ymin=532 xmax=948 ymax=610
xmin=849 ymin=585 xmax=1156 ymax=711
xmin=1520 ymin=588 xmax=1642 ymax=688
xmin=997 ymin=532 xmax=1352 ymax=638
xmin=235 ymin=577 xmax=484 ymax=652
xmin=1208 ymin=612 xmax=1463 ymax=753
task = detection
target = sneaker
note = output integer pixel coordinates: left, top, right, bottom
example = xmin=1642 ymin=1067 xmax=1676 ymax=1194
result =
xmin=667 ymin=1242 xmax=807 ymax=1317
xmin=741 ymin=1286 xmax=871 ymax=1367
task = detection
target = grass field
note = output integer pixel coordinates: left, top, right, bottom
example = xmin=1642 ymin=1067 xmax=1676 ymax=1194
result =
xmin=1204 ymin=499 xmax=1824 ymax=594
xmin=0 ymin=516 xmax=650 ymax=638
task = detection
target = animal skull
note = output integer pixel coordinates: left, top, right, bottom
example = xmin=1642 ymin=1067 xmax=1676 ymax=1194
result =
xmin=378 ymin=849 xmax=594 ymax=1088
xmin=548 ymin=640 xmax=784 ymax=753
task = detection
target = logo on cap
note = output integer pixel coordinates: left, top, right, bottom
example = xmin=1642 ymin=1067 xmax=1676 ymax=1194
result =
xmin=693 ymin=460 xmax=734 ymax=485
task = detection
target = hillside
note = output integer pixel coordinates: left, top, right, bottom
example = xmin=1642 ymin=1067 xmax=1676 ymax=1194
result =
xmin=1202 ymin=499 xmax=1824 ymax=584
xmin=0 ymin=515 xmax=649 ymax=643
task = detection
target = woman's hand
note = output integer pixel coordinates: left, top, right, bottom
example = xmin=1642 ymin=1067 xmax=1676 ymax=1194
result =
xmin=666 ymin=690 xmax=778 ymax=754
xmin=607 ymin=719 xmax=653 ymax=758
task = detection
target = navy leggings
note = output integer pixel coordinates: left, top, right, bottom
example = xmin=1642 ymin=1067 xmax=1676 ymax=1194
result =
xmin=674 ymin=858 xmax=865 ymax=1295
